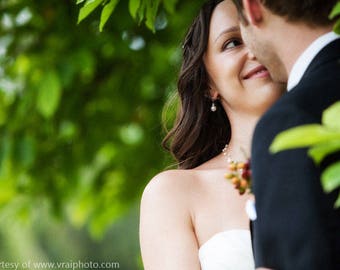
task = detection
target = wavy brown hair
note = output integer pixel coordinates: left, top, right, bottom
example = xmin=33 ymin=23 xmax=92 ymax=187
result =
xmin=162 ymin=0 xmax=231 ymax=169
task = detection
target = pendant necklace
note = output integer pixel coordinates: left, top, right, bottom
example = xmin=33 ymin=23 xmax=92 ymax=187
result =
xmin=222 ymin=144 xmax=252 ymax=195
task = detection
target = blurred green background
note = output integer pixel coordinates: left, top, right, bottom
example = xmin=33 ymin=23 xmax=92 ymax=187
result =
xmin=0 ymin=0 xmax=204 ymax=269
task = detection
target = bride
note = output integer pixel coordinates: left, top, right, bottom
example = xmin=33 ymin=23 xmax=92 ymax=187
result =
xmin=139 ymin=0 xmax=286 ymax=269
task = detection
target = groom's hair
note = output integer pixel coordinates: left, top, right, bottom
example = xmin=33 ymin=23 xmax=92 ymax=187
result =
xmin=232 ymin=0 xmax=338 ymax=26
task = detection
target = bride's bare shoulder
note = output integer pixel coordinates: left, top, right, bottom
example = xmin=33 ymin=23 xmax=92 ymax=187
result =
xmin=142 ymin=169 xmax=197 ymax=200
xmin=152 ymin=169 xmax=197 ymax=182
xmin=140 ymin=169 xmax=199 ymax=233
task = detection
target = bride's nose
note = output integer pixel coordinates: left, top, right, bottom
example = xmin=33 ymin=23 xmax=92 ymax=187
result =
xmin=246 ymin=49 xmax=256 ymax=60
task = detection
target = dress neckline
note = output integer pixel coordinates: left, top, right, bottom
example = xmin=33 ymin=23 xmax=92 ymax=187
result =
xmin=199 ymin=229 xmax=251 ymax=251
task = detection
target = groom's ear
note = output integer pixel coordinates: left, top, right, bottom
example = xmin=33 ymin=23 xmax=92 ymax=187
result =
xmin=242 ymin=0 xmax=263 ymax=26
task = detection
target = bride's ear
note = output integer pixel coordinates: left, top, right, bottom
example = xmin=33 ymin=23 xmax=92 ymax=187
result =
xmin=209 ymin=88 xmax=219 ymax=101
xmin=242 ymin=0 xmax=264 ymax=25
xmin=206 ymin=77 xmax=219 ymax=100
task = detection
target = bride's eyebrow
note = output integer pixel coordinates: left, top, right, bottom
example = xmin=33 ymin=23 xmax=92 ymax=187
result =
xmin=214 ymin=26 xmax=240 ymax=43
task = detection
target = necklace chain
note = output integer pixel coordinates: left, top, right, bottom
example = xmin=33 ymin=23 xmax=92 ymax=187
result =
xmin=222 ymin=144 xmax=233 ymax=163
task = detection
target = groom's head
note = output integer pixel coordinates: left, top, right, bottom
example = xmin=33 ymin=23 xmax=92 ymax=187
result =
xmin=232 ymin=0 xmax=337 ymax=82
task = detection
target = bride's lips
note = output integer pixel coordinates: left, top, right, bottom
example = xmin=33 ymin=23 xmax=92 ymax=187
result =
xmin=242 ymin=65 xmax=270 ymax=80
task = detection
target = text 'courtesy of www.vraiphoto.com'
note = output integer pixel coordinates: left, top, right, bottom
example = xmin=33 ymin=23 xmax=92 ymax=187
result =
xmin=0 ymin=260 xmax=120 ymax=270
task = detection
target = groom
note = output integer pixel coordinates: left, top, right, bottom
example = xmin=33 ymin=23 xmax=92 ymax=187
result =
xmin=232 ymin=0 xmax=340 ymax=269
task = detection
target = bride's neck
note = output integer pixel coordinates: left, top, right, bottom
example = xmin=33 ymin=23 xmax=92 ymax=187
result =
xmin=226 ymin=114 xmax=259 ymax=161
xmin=195 ymin=113 xmax=259 ymax=170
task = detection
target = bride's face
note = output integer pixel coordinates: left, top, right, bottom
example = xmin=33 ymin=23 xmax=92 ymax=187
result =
xmin=204 ymin=0 xmax=285 ymax=117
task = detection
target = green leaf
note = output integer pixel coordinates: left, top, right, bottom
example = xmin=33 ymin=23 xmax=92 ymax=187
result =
xmin=36 ymin=70 xmax=62 ymax=119
xmin=322 ymin=101 xmax=340 ymax=130
xmin=308 ymin=139 xmax=340 ymax=164
xmin=321 ymin=161 xmax=340 ymax=193
xmin=145 ymin=0 xmax=160 ymax=32
xmin=333 ymin=18 xmax=340 ymax=34
xmin=329 ymin=1 xmax=340 ymax=19
xmin=78 ymin=0 xmax=104 ymax=24
xmin=335 ymin=194 xmax=340 ymax=208
xmin=136 ymin=0 xmax=146 ymax=24
xmin=129 ymin=0 xmax=141 ymax=19
xmin=76 ymin=0 xmax=86 ymax=4
xmin=99 ymin=0 xmax=119 ymax=32
xmin=163 ymin=0 xmax=178 ymax=13
xmin=270 ymin=124 xmax=340 ymax=153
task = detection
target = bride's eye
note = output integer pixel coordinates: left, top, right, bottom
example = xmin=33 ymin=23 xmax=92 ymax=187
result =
xmin=222 ymin=39 xmax=243 ymax=51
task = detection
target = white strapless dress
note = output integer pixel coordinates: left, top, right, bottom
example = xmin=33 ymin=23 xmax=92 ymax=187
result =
xmin=199 ymin=229 xmax=255 ymax=270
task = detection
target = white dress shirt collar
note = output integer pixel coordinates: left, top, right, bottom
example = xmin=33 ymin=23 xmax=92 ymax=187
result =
xmin=287 ymin=31 xmax=340 ymax=91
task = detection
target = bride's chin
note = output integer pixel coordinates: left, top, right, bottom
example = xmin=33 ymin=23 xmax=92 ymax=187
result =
xmin=245 ymin=81 xmax=276 ymax=92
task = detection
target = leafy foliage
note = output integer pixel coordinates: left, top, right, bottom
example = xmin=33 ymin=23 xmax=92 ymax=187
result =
xmin=271 ymin=102 xmax=340 ymax=207
xmin=0 ymin=0 xmax=204 ymax=238
xmin=77 ymin=0 xmax=182 ymax=32
xmin=77 ymin=0 xmax=340 ymax=34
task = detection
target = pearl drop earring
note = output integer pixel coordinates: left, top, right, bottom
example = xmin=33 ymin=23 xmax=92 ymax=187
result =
xmin=211 ymin=101 xmax=217 ymax=112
